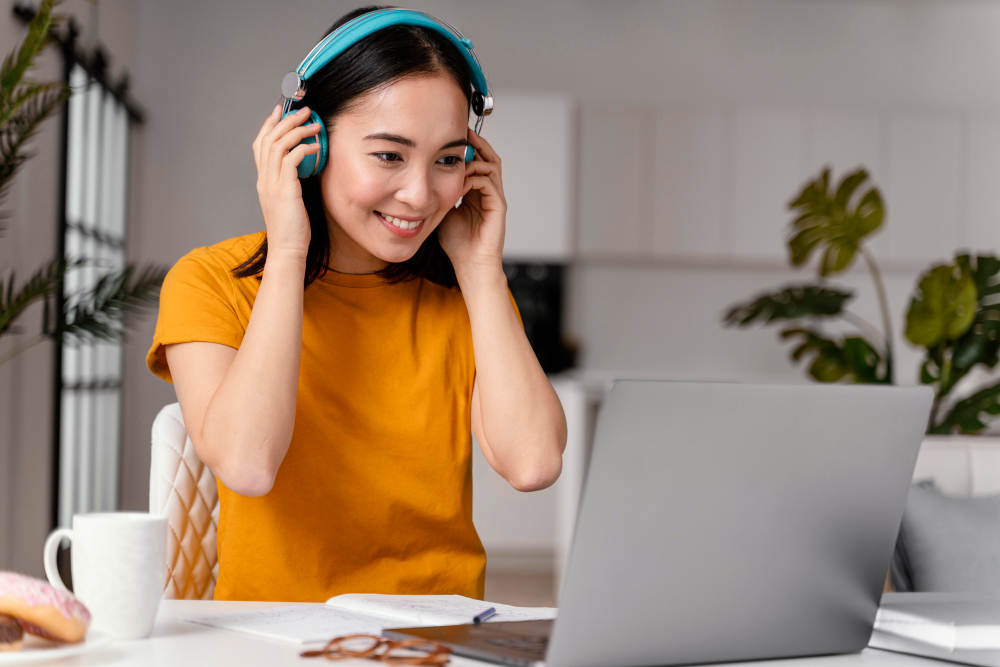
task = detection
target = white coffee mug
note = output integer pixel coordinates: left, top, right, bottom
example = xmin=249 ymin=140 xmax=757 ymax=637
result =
xmin=43 ymin=512 xmax=167 ymax=639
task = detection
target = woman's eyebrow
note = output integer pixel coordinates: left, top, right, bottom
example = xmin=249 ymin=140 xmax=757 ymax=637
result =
xmin=363 ymin=132 xmax=468 ymax=150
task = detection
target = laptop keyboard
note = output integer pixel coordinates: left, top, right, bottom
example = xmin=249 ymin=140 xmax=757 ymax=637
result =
xmin=487 ymin=637 xmax=549 ymax=657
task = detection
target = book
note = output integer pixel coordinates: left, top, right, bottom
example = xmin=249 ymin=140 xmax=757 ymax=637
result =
xmin=181 ymin=594 xmax=558 ymax=645
xmin=874 ymin=592 xmax=1000 ymax=651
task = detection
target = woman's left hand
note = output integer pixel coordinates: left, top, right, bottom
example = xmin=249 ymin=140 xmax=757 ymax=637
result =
xmin=437 ymin=127 xmax=506 ymax=277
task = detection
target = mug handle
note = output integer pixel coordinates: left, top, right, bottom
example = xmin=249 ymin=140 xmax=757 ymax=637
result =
xmin=42 ymin=527 xmax=73 ymax=593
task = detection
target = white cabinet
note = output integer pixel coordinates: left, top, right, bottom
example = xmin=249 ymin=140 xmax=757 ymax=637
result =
xmin=886 ymin=115 xmax=963 ymax=263
xmin=731 ymin=109 xmax=807 ymax=261
xmin=965 ymin=118 xmax=1000 ymax=255
xmin=653 ymin=109 xmax=727 ymax=257
xmin=483 ymin=92 xmax=576 ymax=261
xmin=578 ymin=106 xmax=655 ymax=256
xmin=573 ymin=103 xmax=997 ymax=267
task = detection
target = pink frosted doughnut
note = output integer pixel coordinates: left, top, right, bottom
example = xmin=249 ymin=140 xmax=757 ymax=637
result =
xmin=0 ymin=571 xmax=90 ymax=643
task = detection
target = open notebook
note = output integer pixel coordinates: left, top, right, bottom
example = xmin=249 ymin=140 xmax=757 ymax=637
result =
xmin=181 ymin=594 xmax=558 ymax=645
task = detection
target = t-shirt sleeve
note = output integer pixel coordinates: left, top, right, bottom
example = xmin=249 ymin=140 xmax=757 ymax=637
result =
xmin=145 ymin=249 xmax=247 ymax=384
xmin=507 ymin=287 xmax=524 ymax=329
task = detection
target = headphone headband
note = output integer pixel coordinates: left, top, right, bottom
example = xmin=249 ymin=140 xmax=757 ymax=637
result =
xmin=298 ymin=8 xmax=488 ymax=94
xmin=282 ymin=8 xmax=492 ymax=177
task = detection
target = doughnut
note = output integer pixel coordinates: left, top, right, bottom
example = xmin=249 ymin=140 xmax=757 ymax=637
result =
xmin=0 ymin=571 xmax=90 ymax=643
xmin=0 ymin=614 xmax=23 ymax=651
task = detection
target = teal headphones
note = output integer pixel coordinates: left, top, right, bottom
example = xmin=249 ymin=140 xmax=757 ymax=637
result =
xmin=280 ymin=7 xmax=493 ymax=179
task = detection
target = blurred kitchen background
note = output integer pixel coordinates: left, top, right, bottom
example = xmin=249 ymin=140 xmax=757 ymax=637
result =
xmin=4 ymin=0 xmax=1000 ymax=606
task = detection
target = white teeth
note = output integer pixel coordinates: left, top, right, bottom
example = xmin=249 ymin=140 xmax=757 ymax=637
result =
xmin=378 ymin=212 xmax=422 ymax=231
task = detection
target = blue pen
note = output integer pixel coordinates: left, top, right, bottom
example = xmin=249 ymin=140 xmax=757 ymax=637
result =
xmin=473 ymin=607 xmax=496 ymax=624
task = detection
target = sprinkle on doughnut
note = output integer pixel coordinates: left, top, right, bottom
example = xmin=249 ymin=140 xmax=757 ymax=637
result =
xmin=0 ymin=571 xmax=90 ymax=643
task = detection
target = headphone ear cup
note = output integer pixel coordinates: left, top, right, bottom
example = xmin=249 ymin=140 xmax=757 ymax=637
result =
xmin=296 ymin=110 xmax=329 ymax=178
xmin=464 ymin=143 xmax=475 ymax=163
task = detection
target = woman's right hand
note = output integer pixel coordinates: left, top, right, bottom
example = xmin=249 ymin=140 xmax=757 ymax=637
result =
xmin=252 ymin=104 xmax=323 ymax=261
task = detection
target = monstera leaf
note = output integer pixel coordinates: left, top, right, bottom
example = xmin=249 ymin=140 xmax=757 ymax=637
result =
xmin=930 ymin=380 xmax=1000 ymax=435
xmin=905 ymin=263 xmax=977 ymax=349
xmin=916 ymin=255 xmax=1000 ymax=434
xmin=723 ymin=285 xmax=853 ymax=327
xmin=780 ymin=328 xmax=887 ymax=384
xmin=787 ymin=167 xmax=884 ymax=277
xmin=947 ymin=255 xmax=1000 ymax=380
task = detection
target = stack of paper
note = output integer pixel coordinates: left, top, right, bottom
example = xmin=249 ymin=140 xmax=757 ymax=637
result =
xmin=870 ymin=592 xmax=1000 ymax=667
xmin=182 ymin=594 xmax=558 ymax=646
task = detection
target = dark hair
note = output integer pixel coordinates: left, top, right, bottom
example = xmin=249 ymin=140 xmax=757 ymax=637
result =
xmin=233 ymin=5 xmax=473 ymax=288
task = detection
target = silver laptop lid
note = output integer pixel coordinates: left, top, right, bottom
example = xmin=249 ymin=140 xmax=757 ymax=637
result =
xmin=546 ymin=381 xmax=933 ymax=667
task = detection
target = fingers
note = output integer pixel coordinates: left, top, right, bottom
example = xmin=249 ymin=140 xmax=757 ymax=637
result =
xmin=467 ymin=127 xmax=501 ymax=170
xmin=267 ymin=121 xmax=323 ymax=185
xmin=262 ymin=107 xmax=309 ymax=179
xmin=254 ymin=106 xmax=318 ymax=179
xmin=252 ymin=104 xmax=282 ymax=170
xmin=463 ymin=174 xmax=497 ymax=199
xmin=281 ymin=142 xmax=322 ymax=179
xmin=464 ymin=158 xmax=504 ymax=199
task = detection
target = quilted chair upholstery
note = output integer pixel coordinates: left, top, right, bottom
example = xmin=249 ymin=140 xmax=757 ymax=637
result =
xmin=149 ymin=403 xmax=219 ymax=600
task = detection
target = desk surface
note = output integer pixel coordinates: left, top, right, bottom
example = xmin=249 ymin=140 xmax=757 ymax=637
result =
xmin=49 ymin=600 xmax=944 ymax=667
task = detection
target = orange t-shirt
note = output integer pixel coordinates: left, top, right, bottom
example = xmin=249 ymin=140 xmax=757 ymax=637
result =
xmin=146 ymin=231 xmax=519 ymax=602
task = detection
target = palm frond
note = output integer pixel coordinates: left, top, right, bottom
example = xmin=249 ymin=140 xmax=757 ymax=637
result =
xmin=57 ymin=263 xmax=168 ymax=344
xmin=0 ymin=0 xmax=63 ymax=100
xmin=0 ymin=79 xmax=68 ymax=136
xmin=0 ymin=83 xmax=71 ymax=206
xmin=0 ymin=255 xmax=70 ymax=335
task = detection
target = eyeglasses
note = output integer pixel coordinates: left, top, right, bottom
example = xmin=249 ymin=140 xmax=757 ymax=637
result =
xmin=300 ymin=634 xmax=451 ymax=665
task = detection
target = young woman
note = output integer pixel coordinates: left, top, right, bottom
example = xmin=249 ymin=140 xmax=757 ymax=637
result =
xmin=145 ymin=5 xmax=567 ymax=602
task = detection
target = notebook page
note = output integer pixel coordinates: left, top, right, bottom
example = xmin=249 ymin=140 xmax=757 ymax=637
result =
xmin=180 ymin=605 xmax=404 ymax=645
xmin=326 ymin=593 xmax=558 ymax=626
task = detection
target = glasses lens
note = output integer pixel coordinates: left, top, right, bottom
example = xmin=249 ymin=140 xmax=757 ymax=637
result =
xmin=383 ymin=640 xmax=450 ymax=665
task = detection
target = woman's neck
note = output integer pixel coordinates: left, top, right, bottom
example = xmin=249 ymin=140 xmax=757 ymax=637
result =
xmin=324 ymin=216 xmax=389 ymax=275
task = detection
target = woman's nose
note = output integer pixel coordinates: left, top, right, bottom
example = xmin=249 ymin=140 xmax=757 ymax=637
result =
xmin=394 ymin=166 xmax=435 ymax=211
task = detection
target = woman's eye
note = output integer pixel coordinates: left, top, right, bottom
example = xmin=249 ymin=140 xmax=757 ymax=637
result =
xmin=371 ymin=153 xmax=462 ymax=166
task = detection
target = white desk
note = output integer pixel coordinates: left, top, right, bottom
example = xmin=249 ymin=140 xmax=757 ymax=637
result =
xmin=51 ymin=600 xmax=945 ymax=667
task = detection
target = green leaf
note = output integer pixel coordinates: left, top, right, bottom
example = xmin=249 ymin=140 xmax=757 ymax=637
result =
xmin=905 ymin=263 xmax=977 ymax=348
xmin=0 ymin=0 xmax=72 ymax=208
xmin=723 ymin=285 xmax=853 ymax=327
xmin=931 ymin=380 xmax=1000 ymax=435
xmin=54 ymin=263 xmax=168 ymax=344
xmin=0 ymin=257 xmax=72 ymax=335
xmin=786 ymin=167 xmax=884 ymax=277
xmin=842 ymin=336 xmax=884 ymax=383
xmin=779 ymin=328 xmax=888 ymax=384
xmin=922 ymin=254 xmax=1000 ymax=399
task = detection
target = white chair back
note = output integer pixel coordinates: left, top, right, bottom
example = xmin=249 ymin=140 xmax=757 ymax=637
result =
xmin=149 ymin=403 xmax=219 ymax=599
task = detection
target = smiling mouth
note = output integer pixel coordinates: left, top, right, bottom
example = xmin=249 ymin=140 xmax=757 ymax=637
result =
xmin=375 ymin=211 xmax=424 ymax=231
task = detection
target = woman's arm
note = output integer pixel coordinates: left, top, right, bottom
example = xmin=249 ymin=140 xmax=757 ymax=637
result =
xmin=462 ymin=266 xmax=567 ymax=492
xmin=164 ymin=104 xmax=323 ymax=496
xmin=439 ymin=127 xmax=566 ymax=492
xmin=165 ymin=254 xmax=305 ymax=497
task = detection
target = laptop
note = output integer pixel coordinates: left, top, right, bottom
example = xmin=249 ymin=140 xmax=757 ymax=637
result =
xmin=386 ymin=381 xmax=933 ymax=667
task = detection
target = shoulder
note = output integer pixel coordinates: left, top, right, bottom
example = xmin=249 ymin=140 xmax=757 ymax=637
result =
xmin=165 ymin=231 xmax=265 ymax=291
xmin=172 ymin=231 xmax=265 ymax=275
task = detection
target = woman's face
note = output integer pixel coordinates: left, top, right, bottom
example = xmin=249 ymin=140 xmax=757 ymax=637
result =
xmin=319 ymin=71 xmax=469 ymax=273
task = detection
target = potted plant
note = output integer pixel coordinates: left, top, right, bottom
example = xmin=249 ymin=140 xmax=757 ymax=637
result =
xmin=724 ymin=166 xmax=1000 ymax=436
xmin=1 ymin=0 xmax=165 ymax=364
